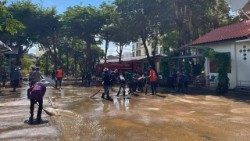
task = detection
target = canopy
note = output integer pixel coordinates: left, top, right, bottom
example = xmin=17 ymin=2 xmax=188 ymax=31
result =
xmin=0 ymin=40 xmax=11 ymax=54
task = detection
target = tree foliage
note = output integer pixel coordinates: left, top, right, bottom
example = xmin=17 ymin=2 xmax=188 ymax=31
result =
xmin=0 ymin=0 xmax=235 ymax=79
xmin=203 ymin=48 xmax=230 ymax=94
xmin=162 ymin=0 xmax=231 ymax=52
xmin=63 ymin=6 xmax=105 ymax=75
xmin=115 ymin=0 xmax=170 ymax=68
xmin=0 ymin=2 xmax=24 ymax=35
xmin=99 ymin=3 xmax=117 ymax=63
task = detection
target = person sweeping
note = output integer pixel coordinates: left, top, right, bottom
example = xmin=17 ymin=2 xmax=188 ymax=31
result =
xmin=27 ymin=82 xmax=46 ymax=124
xmin=101 ymin=68 xmax=113 ymax=101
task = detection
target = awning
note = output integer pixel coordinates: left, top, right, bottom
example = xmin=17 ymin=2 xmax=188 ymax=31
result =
xmin=172 ymin=55 xmax=203 ymax=59
xmin=0 ymin=40 xmax=11 ymax=54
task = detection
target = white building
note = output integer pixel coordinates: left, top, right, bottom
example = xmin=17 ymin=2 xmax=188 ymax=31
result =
xmin=122 ymin=52 xmax=132 ymax=58
xmin=132 ymin=39 xmax=165 ymax=72
xmin=191 ymin=20 xmax=250 ymax=89
xmin=132 ymin=39 xmax=164 ymax=57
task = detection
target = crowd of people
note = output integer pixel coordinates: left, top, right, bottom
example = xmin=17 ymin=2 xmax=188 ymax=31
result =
xmin=101 ymin=66 xmax=158 ymax=101
xmin=0 ymin=64 xmax=191 ymax=124
xmin=168 ymin=71 xmax=189 ymax=93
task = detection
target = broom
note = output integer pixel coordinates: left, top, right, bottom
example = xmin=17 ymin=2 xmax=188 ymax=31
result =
xmin=89 ymin=89 xmax=101 ymax=99
xmin=36 ymin=102 xmax=55 ymax=116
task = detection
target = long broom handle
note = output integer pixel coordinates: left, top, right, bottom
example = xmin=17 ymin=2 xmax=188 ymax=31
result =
xmin=90 ymin=89 xmax=101 ymax=98
xmin=36 ymin=102 xmax=54 ymax=116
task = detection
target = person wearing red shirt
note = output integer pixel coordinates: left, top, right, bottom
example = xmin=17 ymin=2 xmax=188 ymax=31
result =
xmin=55 ymin=67 xmax=63 ymax=89
xmin=148 ymin=66 xmax=158 ymax=95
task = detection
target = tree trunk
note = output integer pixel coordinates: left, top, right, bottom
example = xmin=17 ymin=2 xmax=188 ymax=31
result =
xmin=52 ymin=46 xmax=58 ymax=70
xmin=86 ymin=41 xmax=92 ymax=75
xmin=118 ymin=44 xmax=123 ymax=64
xmin=141 ymin=34 xmax=154 ymax=68
xmin=66 ymin=51 xmax=69 ymax=75
xmin=58 ymin=49 xmax=62 ymax=67
xmin=45 ymin=53 xmax=49 ymax=75
xmin=151 ymin=36 xmax=159 ymax=69
xmin=15 ymin=45 xmax=23 ymax=66
xmin=74 ymin=52 xmax=77 ymax=76
xmin=104 ymin=39 xmax=109 ymax=64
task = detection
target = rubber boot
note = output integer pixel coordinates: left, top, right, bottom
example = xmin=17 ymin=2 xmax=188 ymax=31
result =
xmin=107 ymin=95 xmax=113 ymax=101
xmin=29 ymin=116 xmax=33 ymax=124
xmin=37 ymin=113 xmax=42 ymax=124
xmin=101 ymin=93 xmax=105 ymax=99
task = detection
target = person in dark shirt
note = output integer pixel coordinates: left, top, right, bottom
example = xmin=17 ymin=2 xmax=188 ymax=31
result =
xmin=117 ymin=71 xmax=126 ymax=97
xmin=1 ymin=68 xmax=7 ymax=88
xmin=10 ymin=66 xmax=21 ymax=92
xmin=28 ymin=66 xmax=36 ymax=86
xmin=126 ymin=71 xmax=134 ymax=95
xmin=101 ymin=68 xmax=112 ymax=101
xmin=27 ymin=82 xmax=46 ymax=124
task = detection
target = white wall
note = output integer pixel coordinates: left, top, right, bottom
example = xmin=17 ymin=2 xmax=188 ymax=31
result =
xmin=204 ymin=40 xmax=250 ymax=89
xmin=235 ymin=40 xmax=250 ymax=87
xmin=204 ymin=41 xmax=237 ymax=89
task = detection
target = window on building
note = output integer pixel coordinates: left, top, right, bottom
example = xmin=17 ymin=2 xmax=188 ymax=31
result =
xmin=136 ymin=50 xmax=141 ymax=56
xmin=132 ymin=52 xmax=135 ymax=57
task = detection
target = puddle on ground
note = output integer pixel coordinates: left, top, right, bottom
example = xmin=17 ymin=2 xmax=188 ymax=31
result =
xmin=231 ymin=108 xmax=250 ymax=114
xmin=0 ymin=86 xmax=250 ymax=141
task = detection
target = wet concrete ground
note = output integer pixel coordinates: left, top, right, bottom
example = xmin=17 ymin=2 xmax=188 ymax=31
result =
xmin=0 ymin=86 xmax=250 ymax=141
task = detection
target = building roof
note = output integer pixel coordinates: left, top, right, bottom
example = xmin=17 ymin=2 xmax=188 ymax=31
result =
xmin=191 ymin=20 xmax=250 ymax=45
xmin=0 ymin=40 xmax=11 ymax=54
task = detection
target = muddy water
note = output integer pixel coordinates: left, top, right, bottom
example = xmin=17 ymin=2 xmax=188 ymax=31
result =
xmin=0 ymin=86 xmax=250 ymax=141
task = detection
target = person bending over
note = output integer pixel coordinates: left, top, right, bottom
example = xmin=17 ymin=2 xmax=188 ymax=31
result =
xmin=27 ymin=82 xmax=46 ymax=124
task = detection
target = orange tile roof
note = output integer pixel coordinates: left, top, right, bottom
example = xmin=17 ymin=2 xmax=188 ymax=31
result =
xmin=191 ymin=20 xmax=250 ymax=45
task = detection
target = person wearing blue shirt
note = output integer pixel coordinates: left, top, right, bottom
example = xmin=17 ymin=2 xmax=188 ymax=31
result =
xmin=10 ymin=66 xmax=21 ymax=92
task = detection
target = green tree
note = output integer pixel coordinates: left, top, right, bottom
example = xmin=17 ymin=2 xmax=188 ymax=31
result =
xmin=21 ymin=54 xmax=34 ymax=75
xmin=3 ymin=1 xmax=42 ymax=66
xmin=63 ymin=6 xmax=105 ymax=75
xmin=0 ymin=1 xmax=24 ymax=35
xmin=162 ymin=0 xmax=231 ymax=53
xmin=215 ymin=53 xmax=230 ymax=94
xmin=37 ymin=7 xmax=61 ymax=70
xmin=115 ymin=0 xmax=169 ymax=68
xmin=111 ymin=21 xmax=132 ymax=63
xmin=160 ymin=0 xmax=231 ymax=76
xmin=100 ymin=3 xmax=117 ymax=63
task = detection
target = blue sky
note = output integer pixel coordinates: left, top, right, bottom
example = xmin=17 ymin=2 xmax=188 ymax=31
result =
xmin=9 ymin=0 xmax=132 ymax=55
xmin=9 ymin=0 xmax=113 ymax=13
